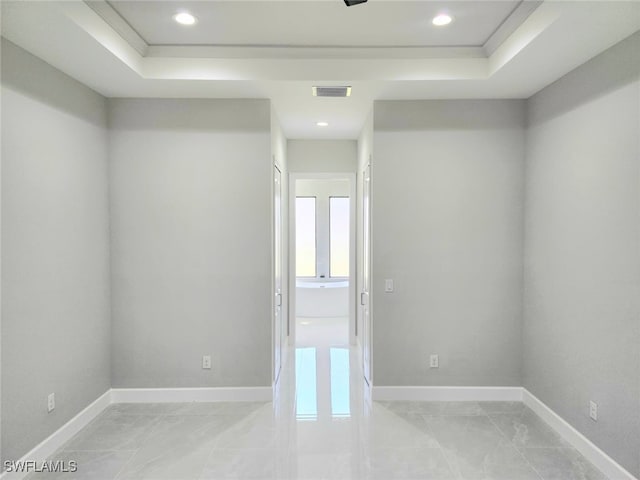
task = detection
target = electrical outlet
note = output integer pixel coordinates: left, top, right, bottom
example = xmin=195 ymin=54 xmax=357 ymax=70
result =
xmin=430 ymin=354 xmax=439 ymax=368
xmin=202 ymin=355 xmax=212 ymax=369
xmin=47 ymin=393 xmax=55 ymax=413
xmin=589 ymin=401 xmax=598 ymax=421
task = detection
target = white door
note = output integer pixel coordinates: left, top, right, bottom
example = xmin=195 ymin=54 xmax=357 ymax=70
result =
xmin=274 ymin=165 xmax=283 ymax=384
xmin=362 ymin=165 xmax=372 ymax=386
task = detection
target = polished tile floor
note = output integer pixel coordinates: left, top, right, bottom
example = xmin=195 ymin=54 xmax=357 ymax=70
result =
xmin=32 ymin=337 xmax=607 ymax=479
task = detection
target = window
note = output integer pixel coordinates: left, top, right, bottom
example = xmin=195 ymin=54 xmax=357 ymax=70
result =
xmin=330 ymin=197 xmax=350 ymax=277
xmin=296 ymin=197 xmax=316 ymax=277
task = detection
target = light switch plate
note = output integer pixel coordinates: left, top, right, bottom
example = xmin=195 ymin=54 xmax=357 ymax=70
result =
xmin=385 ymin=279 xmax=394 ymax=293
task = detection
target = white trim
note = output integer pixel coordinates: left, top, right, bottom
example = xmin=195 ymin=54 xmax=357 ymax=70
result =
xmin=110 ymin=387 xmax=273 ymax=403
xmin=523 ymin=389 xmax=638 ymax=480
xmin=0 ymin=390 xmax=111 ymax=480
xmin=372 ymin=386 xmax=523 ymax=402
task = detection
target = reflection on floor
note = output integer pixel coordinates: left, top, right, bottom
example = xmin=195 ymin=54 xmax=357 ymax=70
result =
xmin=295 ymin=316 xmax=348 ymax=347
xmin=30 ymin=346 xmax=608 ymax=479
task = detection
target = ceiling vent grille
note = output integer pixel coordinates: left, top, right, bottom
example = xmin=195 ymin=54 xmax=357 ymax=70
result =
xmin=312 ymin=86 xmax=352 ymax=98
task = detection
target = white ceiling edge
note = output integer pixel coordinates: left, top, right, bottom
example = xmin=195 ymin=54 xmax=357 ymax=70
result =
xmin=146 ymin=45 xmax=488 ymax=60
xmin=64 ymin=1 xmax=144 ymax=74
xmin=86 ymin=0 xmax=539 ymax=60
xmin=61 ymin=1 xmax=554 ymax=82
xmin=484 ymin=0 xmax=543 ymax=56
xmin=85 ymin=0 xmax=148 ymax=56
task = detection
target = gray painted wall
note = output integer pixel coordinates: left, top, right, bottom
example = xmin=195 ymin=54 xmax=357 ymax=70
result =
xmin=523 ymin=32 xmax=640 ymax=477
xmin=1 ymin=40 xmax=111 ymax=463
xmin=109 ymin=98 xmax=273 ymax=388
xmin=288 ymin=140 xmax=357 ymax=173
xmin=372 ymin=100 xmax=526 ymax=386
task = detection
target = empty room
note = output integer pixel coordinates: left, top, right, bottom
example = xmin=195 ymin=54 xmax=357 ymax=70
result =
xmin=1 ymin=1 xmax=639 ymax=479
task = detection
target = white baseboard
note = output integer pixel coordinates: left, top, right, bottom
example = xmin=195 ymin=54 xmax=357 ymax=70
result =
xmin=1 ymin=386 xmax=272 ymax=480
xmin=110 ymin=386 xmax=273 ymax=403
xmin=4 ymin=386 xmax=635 ymax=480
xmin=523 ymin=389 xmax=638 ymax=480
xmin=0 ymin=389 xmax=112 ymax=480
xmin=372 ymin=386 xmax=523 ymax=402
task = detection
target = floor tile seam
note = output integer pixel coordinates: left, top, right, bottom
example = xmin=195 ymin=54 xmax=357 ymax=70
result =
xmin=403 ymin=414 xmax=459 ymax=479
xmin=108 ymin=412 xmax=172 ymax=479
xmin=194 ymin=436 xmax=219 ymax=480
xmin=416 ymin=411 xmax=493 ymax=439
xmin=111 ymin=447 xmax=141 ymax=480
xmin=216 ymin=445 xmax=290 ymax=451
xmin=136 ymin=414 xmax=167 ymax=446
xmin=520 ymin=446 xmax=575 ymax=449
xmin=485 ymin=411 xmax=545 ymax=480
xmin=430 ymin=443 xmax=462 ymax=480
xmin=59 ymin=448 xmax=139 ymax=453
xmin=162 ymin=413 xmax=249 ymax=417
xmin=195 ymin=419 xmax=281 ymax=479
xmin=207 ymin=447 xmax=283 ymax=452
xmin=415 ymin=412 xmax=479 ymax=418
xmin=57 ymin=411 xmax=117 ymax=453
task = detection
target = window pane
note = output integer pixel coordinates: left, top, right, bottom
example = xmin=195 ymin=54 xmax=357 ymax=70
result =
xmin=330 ymin=197 xmax=350 ymax=277
xmin=296 ymin=197 xmax=316 ymax=277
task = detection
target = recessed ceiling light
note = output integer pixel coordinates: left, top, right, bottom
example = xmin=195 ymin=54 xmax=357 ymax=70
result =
xmin=174 ymin=12 xmax=197 ymax=26
xmin=317 ymin=122 xmax=329 ymax=127
xmin=432 ymin=14 xmax=453 ymax=26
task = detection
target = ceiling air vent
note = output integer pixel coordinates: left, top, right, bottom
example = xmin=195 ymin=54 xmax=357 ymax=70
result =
xmin=312 ymin=86 xmax=352 ymax=98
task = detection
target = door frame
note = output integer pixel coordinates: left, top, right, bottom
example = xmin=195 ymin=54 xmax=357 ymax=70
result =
xmin=360 ymin=163 xmax=372 ymax=387
xmin=288 ymin=172 xmax=357 ymax=346
xmin=272 ymin=164 xmax=283 ymax=386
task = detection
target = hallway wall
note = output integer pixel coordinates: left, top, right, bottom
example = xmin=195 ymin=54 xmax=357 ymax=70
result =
xmin=371 ymin=99 xmax=526 ymax=387
xmin=109 ymin=98 xmax=273 ymax=388
xmin=288 ymin=140 xmax=357 ymax=173
xmin=1 ymin=39 xmax=111 ymax=463
xmin=523 ymin=32 xmax=640 ymax=477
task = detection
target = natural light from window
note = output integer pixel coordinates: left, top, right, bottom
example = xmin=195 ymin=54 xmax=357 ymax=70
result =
xmin=330 ymin=197 xmax=350 ymax=277
xmin=295 ymin=347 xmax=317 ymax=421
xmin=296 ymin=197 xmax=316 ymax=277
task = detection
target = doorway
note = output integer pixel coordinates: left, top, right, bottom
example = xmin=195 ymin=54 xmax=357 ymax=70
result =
xmin=289 ymin=173 xmax=356 ymax=348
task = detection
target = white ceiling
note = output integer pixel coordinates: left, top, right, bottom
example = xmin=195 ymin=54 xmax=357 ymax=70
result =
xmin=1 ymin=1 xmax=639 ymax=139
xmin=109 ymin=1 xmax=520 ymax=47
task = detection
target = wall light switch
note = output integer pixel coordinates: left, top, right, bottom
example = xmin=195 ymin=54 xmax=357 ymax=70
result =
xmin=47 ymin=393 xmax=55 ymax=413
xmin=589 ymin=401 xmax=598 ymax=421
xmin=385 ymin=279 xmax=394 ymax=293
xmin=202 ymin=355 xmax=212 ymax=369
